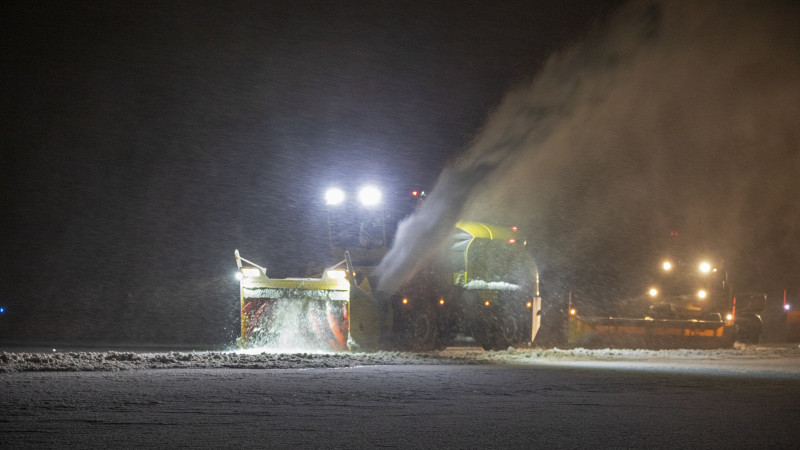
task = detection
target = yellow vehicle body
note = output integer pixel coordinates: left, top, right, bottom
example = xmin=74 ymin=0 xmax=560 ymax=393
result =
xmin=565 ymin=255 xmax=745 ymax=349
xmin=235 ymin=250 xmax=384 ymax=351
xmin=568 ymin=312 xmax=737 ymax=349
xmin=234 ymin=221 xmax=542 ymax=351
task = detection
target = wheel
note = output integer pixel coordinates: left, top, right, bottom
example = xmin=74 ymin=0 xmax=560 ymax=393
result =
xmin=476 ymin=312 xmax=520 ymax=351
xmin=736 ymin=313 xmax=763 ymax=345
xmin=481 ymin=317 xmax=519 ymax=350
xmin=405 ymin=308 xmax=438 ymax=351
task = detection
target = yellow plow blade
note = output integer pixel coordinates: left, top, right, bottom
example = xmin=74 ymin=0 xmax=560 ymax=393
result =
xmin=569 ymin=316 xmax=737 ymax=349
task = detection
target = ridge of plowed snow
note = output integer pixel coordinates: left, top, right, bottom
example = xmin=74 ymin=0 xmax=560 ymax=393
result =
xmin=0 ymin=350 xmax=477 ymax=373
xmin=2 ymin=344 xmax=799 ymax=373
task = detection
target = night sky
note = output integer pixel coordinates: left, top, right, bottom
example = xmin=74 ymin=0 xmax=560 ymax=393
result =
xmin=3 ymin=1 xmax=798 ymax=347
xmin=1 ymin=1 xmax=623 ymax=345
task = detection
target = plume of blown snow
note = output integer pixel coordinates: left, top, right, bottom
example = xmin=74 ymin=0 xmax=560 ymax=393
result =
xmin=378 ymin=0 xmax=800 ymax=294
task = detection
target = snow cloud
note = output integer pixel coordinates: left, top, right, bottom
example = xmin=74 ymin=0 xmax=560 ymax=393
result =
xmin=376 ymin=0 xmax=800 ymax=295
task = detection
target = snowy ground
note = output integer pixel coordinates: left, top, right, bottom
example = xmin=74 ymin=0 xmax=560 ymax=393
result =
xmin=3 ymin=344 xmax=800 ymax=448
xmin=3 ymin=343 xmax=799 ymax=378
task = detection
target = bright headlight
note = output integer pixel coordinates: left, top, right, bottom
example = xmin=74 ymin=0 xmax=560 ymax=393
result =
xmin=241 ymin=267 xmax=262 ymax=278
xmin=649 ymin=288 xmax=658 ymax=297
xmin=358 ymin=186 xmax=382 ymax=207
xmin=325 ymin=187 xmax=345 ymax=205
xmin=699 ymin=262 xmax=711 ymax=274
xmin=698 ymin=289 xmax=707 ymax=299
xmin=325 ymin=270 xmax=346 ymax=280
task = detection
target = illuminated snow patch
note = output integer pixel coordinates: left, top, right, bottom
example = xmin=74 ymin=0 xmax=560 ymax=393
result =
xmin=243 ymin=297 xmax=346 ymax=351
xmin=234 ymin=346 xmax=334 ymax=356
xmin=463 ymin=280 xmax=521 ymax=290
xmin=472 ymin=345 xmax=800 ymax=378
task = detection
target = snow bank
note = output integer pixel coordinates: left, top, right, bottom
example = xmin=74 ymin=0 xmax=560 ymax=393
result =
xmin=0 ymin=349 xmax=476 ymax=373
xmin=474 ymin=344 xmax=800 ymax=379
xmin=463 ymin=280 xmax=521 ymax=290
xmin=477 ymin=343 xmax=800 ymax=363
xmin=2 ymin=344 xmax=799 ymax=374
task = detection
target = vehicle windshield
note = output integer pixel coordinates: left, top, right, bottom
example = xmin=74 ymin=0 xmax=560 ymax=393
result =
xmin=464 ymin=239 xmax=530 ymax=288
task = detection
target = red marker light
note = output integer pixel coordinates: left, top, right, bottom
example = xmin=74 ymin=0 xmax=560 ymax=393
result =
xmin=411 ymin=191 xmax=418 ymax=196
xmin=508 ymin=238 xmax=516 ymax=244
xmin=511 ymin=226 xmax=518 ymax=232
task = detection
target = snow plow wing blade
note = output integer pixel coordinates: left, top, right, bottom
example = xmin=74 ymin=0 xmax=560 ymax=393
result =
xmin=236 ymin=250 xmax=350 ymax=351
xmin=569 ymin=316 xmax=737 ymax=349
xmin=343 ymin=250 xmax=385 ymax=352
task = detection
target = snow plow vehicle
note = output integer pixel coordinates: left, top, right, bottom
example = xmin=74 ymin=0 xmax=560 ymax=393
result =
xmin=235 ymin=188 xmax=542 ymax=352
xmin=568 ymin=258 xmax=751 ymax=349
xmin=787 ymin=307 xmax=800 ymax=342
xmin=389 ymin=221 xmax=542 ymax=351
xmin=783 ymin=291 xmax=800 ymax=342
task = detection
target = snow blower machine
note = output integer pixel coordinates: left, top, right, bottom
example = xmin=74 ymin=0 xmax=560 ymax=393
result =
xmin=568 ymin=257 xmax=748 ymax=349
xmin=234 ymin=187 xmax=542 ymax=352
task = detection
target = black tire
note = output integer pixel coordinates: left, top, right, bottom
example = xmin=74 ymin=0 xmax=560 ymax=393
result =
xmin=721 ymin=323 xmax=738 ymax=348
xmin=476 ymin=313 xmax=520 ymax=351
xmin=403 ymin=307 xmax=438 ymax=351
xmin=736 ymin=314 xmax=763 ymax=345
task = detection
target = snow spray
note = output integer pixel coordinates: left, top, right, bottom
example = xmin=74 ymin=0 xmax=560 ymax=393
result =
xmin=376 ymin=0 xmax=800 ymax=294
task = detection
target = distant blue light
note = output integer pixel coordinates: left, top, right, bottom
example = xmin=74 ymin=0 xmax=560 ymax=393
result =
xmin=0 ymin=307 xmax=5 ymax=313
